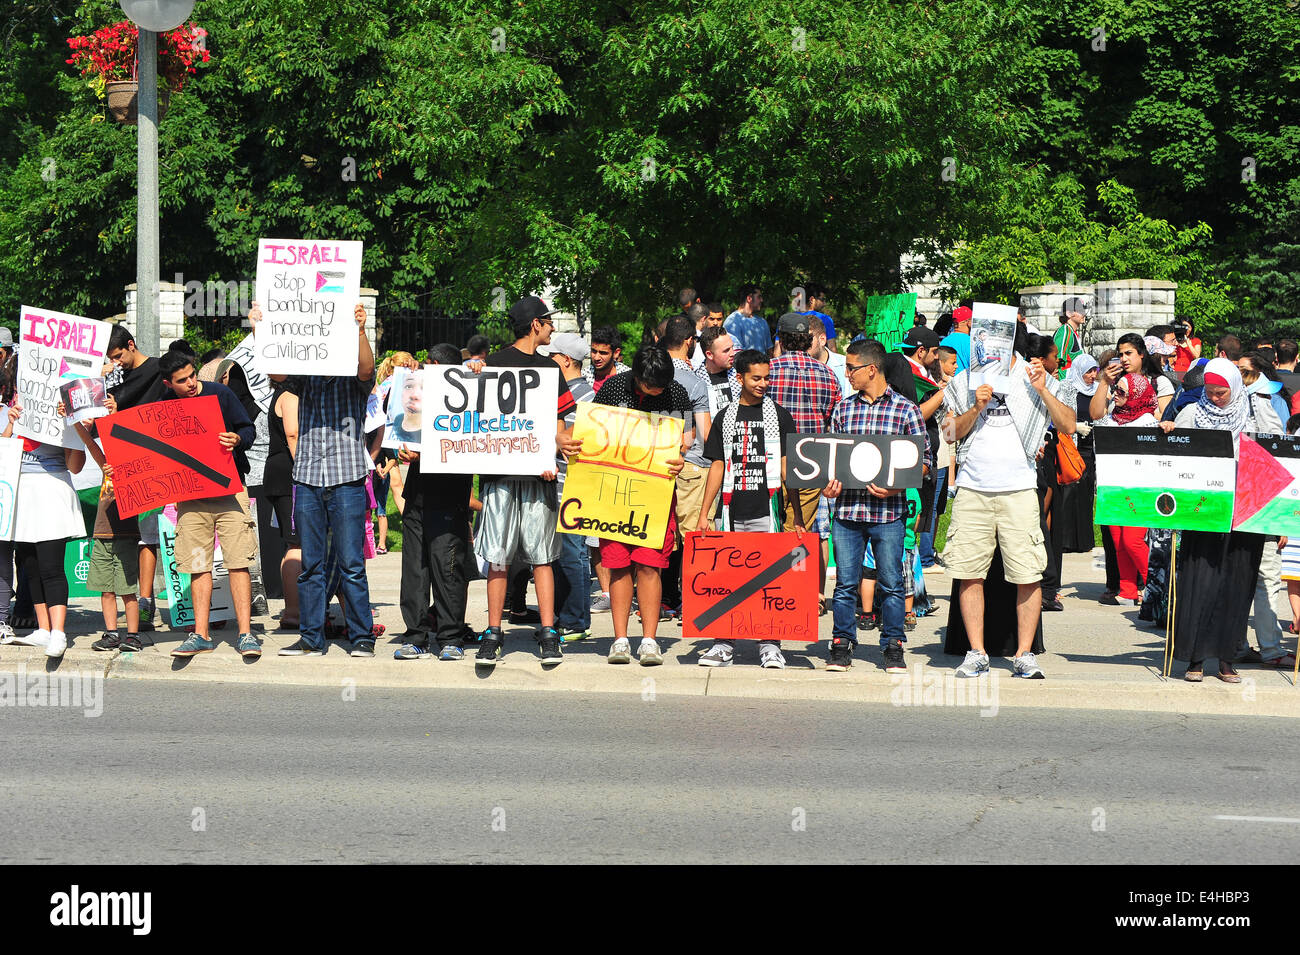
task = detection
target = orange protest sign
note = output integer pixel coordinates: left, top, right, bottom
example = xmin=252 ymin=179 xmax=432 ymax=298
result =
xmin=681 ymin=532 xmax=819 ymax=641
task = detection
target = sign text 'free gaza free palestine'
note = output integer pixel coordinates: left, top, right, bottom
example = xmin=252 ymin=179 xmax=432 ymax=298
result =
xmin=254 ymin=239 xmax=363 ymax=375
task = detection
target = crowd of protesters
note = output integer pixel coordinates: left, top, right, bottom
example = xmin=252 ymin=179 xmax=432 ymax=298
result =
xmin=0 ymin=285 xmax=1293 ymax=686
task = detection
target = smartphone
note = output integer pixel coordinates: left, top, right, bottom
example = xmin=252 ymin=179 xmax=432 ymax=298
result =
xmin=1107 ymin=358 xmax=1122 ymax=368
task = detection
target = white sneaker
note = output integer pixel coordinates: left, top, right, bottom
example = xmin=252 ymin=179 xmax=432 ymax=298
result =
xmin=45 ymin=631 xmax=67 ymax=658
xmin=11 ymin=629 xmax=49 ymax=647
xmin=698 ymin=642 xmax=734 ymax=667
xmin=1013 ymin=652 xmax=1045 ymax=679
xmin=955 ymin=649 xmax=990 ymax=678
xmin=0 ymin=623 xmax=15 ymax=643
xmin=637 ymin=638 xmax=663 ymax=666
xmin=759 ymin=642 xmax=787 ymax=669
xmin=607 ymin=637 xmax=632 ymax=664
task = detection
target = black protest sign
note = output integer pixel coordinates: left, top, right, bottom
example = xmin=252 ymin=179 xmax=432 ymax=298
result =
xmin=784 ymin=433 xmax=926 ymax=489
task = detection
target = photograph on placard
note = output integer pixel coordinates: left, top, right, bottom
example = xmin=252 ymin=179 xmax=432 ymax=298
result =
xmin=15 ymin=306 xmax=111 ymax=448
xmin=382 ymin=367 xmax=423 ymax=449
xmin=969 ymin=302 xmax=1018 ymax=393
xmin=58 ymin=376 xmax=109 ymax=425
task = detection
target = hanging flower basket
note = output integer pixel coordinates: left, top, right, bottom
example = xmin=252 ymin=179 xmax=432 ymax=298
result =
xmin=105 ymin=79 xmax=171 ymax=125
xmin=67 ymin=21 xmax=208 ymax=124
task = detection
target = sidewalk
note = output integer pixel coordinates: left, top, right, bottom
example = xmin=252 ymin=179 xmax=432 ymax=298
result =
xmin=5 ymin=551 xmax=1299 ymax=717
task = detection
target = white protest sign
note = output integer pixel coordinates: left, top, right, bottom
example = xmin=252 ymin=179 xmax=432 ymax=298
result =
xmin=225 ymin=333 xmax=273 ymax=413
xmin=16 ymin=306 xmax=110 ymax=447
xmin=421 ymin=364 xmax=558 ymax=474
xmin=969 ymin=302 xmax=1018 ymax=395
xmin=254 ymin=239 xmax=362 ymax=376
xmin=0 ymin=437 xmax=21 ymax=540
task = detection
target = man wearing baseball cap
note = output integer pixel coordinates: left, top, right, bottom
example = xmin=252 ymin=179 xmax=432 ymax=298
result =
xmin=539 ymin=331 xmax=596 ymax=642
xmin=940 ymin=303 xmax=973 ymax=372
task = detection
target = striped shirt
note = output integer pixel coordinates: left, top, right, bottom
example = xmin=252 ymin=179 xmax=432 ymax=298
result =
xmin=290 ymin=374 xmax=375 ymax=487
xmin=829 ymin=387 xmax=929 ymax=525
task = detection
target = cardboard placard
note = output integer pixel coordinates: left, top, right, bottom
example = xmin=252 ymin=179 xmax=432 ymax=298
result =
xmin=16 ymin=306 xmax=110 ymax=447
xmin=556 ymin=402 xmax=683 ymax=546
xmin=254 ymin=239 xmax=363 ymax=375
xmin=98 ymin=395 xmax=243 ymax=519
xmin=0 ymin=437 xmax=20 ymax=541
xmin=158 ymin=509 xmax=234 ymax=626
xmin=64 ymin=538 xmax=94 ymax=600
xmin=784 ymin=433 xmax=925 ymax=489
xmin=421 ymin=365 xmax=559 ymax=473
xmin=1094 ymin=427 xmax=1235 ymax=531
xmin=682 ymin=532 xmax=819 ymax=640
xmin=59 ymin=376 xmax=109 ymax=425
xmin=969 ymin=302 xmax=1017 ymax=394
xmin=382 ymin=367 xmax=422 ymax=449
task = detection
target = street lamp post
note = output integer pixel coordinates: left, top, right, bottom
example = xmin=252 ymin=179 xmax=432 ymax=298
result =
xmin=118 ymin=0 xmax=195 ymax=356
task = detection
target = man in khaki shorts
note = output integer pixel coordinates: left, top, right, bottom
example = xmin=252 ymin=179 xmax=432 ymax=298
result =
xmin=941 ymin=343 xmax=1077 ymax=680
xmin=154 ymin=350 xmax=260 ymax=659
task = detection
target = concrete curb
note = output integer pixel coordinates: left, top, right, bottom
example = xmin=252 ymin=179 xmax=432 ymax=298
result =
xmin=6 ymin=641 xmax=1298 ymax=718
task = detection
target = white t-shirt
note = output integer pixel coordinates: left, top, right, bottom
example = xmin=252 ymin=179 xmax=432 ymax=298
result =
xmin=954 ymin=394 xmax=1037 ymax=492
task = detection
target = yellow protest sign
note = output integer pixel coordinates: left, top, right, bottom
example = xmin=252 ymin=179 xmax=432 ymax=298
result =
xmin=556 ymin=402 xmax=684 ymax=547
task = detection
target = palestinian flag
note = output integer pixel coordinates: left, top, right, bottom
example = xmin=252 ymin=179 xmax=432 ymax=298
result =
xmin=1094 ymin=427 xmax=1236 ymax=532
xmin=1233 ymin=434 xmax=1300 ymax=534
xmin=906 ymin=356 xmax=940 ymax=399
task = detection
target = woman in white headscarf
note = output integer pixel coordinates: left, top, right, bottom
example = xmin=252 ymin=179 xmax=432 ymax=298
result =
xmin=1161 ymin=358 xmax=1282 ymax=682
xmin=1057 ymin=354 xmax=1100 ymax=554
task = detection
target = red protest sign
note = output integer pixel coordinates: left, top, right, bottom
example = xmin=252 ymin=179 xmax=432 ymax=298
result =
xmin=681 ymin=532 xmax=819 ymax=641
xmin=98 ymin=395 xmax=243 ymax=518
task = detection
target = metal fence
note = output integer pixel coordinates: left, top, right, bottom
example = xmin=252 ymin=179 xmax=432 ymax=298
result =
xmin=378 ymin=309 xmax=487 ymax=356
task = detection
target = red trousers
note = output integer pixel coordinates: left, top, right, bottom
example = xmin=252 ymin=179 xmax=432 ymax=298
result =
xmin=1107 ymin=525 xmax=1149 ymax=600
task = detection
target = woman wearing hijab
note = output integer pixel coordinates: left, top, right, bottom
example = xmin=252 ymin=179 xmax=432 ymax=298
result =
xmin=1096 ymin=372 xmax=1160 ymax=606
xmin=1161 ymin=358 xmax=1283 ymax=682
xmin=1058 ymin=354 xmax=1099 ymax=554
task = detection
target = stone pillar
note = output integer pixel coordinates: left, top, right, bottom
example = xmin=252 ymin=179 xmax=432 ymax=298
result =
xmin=124 ymin=281 xmax=184 ymax=345
xmin=1018 ymin=283 xmax=1094 ymax=338
xmin=899 ymin=251 xmax=949 ymax=320
xmin=1087 ymin=279 xmax=1177 ymax=353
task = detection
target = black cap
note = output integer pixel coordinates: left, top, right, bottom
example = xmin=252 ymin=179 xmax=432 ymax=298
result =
xmin=778 ymin=312 xmax=810 ymax=335
xmin=508 ymin=295 xmax=556 ymax=326
xmin=902 ymin=326 xmax=941 ymax=350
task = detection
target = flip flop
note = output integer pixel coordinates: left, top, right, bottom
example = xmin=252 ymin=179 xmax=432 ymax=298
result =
xmin=1216 ymin=668 xmax=1242 ymax=684
xmin=1184 ymin=669 xmax=1204 ymax=682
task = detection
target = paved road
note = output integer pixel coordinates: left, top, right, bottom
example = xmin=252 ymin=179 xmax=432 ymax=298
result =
xmin=4 ymin=682 xmax=1297 ymax=864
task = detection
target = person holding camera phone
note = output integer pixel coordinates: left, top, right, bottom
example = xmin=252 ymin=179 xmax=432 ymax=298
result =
xmin=1172 ymin=318 xmax=1201 ymax=373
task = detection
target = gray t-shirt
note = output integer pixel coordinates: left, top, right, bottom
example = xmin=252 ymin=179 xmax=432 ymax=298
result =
xmin=673 ymin=360 xmax=711 ymax=468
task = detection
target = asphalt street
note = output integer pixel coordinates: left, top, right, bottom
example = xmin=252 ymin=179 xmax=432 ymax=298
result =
xmin=3 ymin=681 xmax=1297 ymax=864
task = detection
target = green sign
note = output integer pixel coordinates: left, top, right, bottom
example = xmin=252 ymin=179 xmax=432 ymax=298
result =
xmin=64 ymin=538 xmax=94 ymax=599
xmin=861 ymin=293 xmax=918 ymax=351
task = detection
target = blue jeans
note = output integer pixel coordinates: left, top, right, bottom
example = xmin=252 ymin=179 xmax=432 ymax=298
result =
xmin=832 ymin=517 xmax=905 ymax=646
xmin=919 ymin=469 xmax=949 ymax=566
xmin=295 ymin=480 xmax=371 ymax=650
xmin=553 ymin=530 xmax=591 ymax=633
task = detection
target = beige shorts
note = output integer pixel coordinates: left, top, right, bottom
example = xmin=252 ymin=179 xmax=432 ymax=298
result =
xmin=175 ymin=490 xmax=258 ymax=574
xmin=674 ymin=462 xmax=709 ymax=545
xmin=782 ymin=486 xmax=821 ymax=532
xmin=942 ymin=487 xmax=1046 ymax=584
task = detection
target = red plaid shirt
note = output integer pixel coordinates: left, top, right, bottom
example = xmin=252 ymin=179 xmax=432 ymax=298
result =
xmin=767 ymin=351 xmax=841 ymax=433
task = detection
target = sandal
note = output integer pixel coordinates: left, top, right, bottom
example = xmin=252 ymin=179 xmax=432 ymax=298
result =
xmin=1184 ymin=668 xmax=1204 ymax=682
xmin=1216 ymin=665 xmax=1241 ymax=684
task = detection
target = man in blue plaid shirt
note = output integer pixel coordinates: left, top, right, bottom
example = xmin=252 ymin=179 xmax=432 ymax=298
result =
xmin=822 ymin=339 xmax=929 ymax=673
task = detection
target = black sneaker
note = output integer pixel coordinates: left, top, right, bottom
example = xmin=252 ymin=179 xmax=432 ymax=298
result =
xmin=279 ymin=639 xmax=325 ymax=657
xmin=91 ymin=631 xmax=121 ymax=651
xmin=856 ymin=611 xmax=877 ymax=632
xmin=538 ymin=629 xmax=563 ymax=665
xmin=120 ymin=634 xmax=143 ymax=653
xmin=476 ymin=628 xmax=503 ymax=667
xmin=1042 ymin=595 xmax=1064 ymax=612
xmin=883 ymin=640 xmax=906 ymax=673
xmin=827 ymin=637 xmax=854 ymax=672
xmin=350 ymin=639 xmax=376 ymax=658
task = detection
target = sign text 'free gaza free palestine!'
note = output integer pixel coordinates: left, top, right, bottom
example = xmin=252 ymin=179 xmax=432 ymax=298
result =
xmin=254 ymin=239 xmax=363 ymax=375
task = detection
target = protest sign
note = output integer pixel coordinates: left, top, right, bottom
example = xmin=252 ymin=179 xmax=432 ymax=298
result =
xmin=58 ymin=376 xmax=108 ymax=425
xmin=1233 ymin=433 xmax=1300 ymax=535
xmin=860 ymin=293 xmax=919 ymax=351
xmin=157 ymin=509 xmax=233 ymax=626
xmin=224 ymin=334 xmax=273 ymax=413
xmin=0 ymin=437 xmax=21 ymax=540
xmin=969 ymin=302 xmax=1017 ymax=394
xmin=98 ymin=395 xmax=243 ymax=519
xmin=16 ymin=306 xmax=110 ymax=447
xmin=784 ymin=433 xmax=925 ymax=489
xmin=1094 ymin=427 xmax=1236 ymax=531
xmin=65 ymin=538 xmax=95 ymax=600
xmin=557 ymin=402 xmax=683 ymax=547
xmin=682 ymin=532 xmax=819 ymax=641
xmin=421 ymin=365 xmax=559 ymax=473
xmin=383 ymin=367 xmax=423 ymax=449
xmin=254 ymin=239 xmax=363 ymax=375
